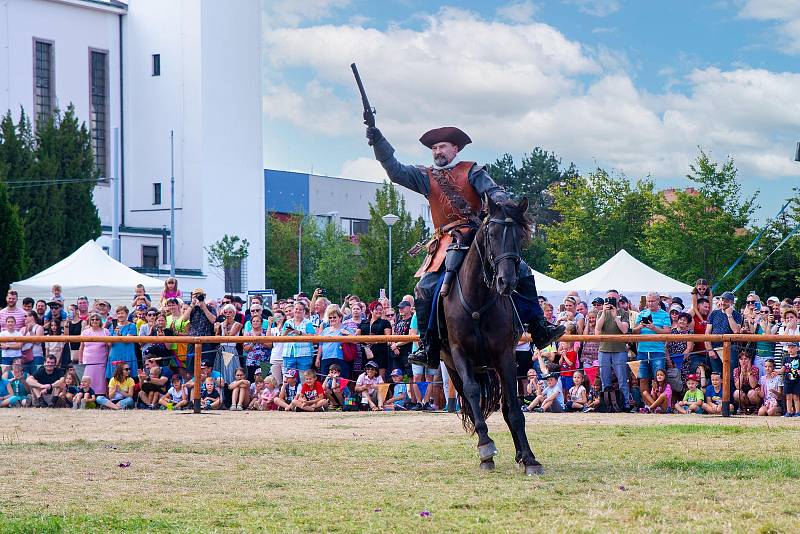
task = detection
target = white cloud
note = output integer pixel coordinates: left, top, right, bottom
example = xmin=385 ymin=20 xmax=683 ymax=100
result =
xmin=262 ymin=0 xmax=350 ymax=28
xmin=496 ymin=1 xmax=538 ymax=23
xmin=339 ymin=158 xmax=386 ymax=183
xmin=563 ymin=0 xmax=622 ymax=17
xmin=264 ymin=6 xmax=800 ymax=181
xmin=738 ymin=0 xmax=800 ymax=53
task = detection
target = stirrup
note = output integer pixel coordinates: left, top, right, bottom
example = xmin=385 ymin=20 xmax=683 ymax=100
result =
xmin=408 ymin=348 xmax=429 ymax=368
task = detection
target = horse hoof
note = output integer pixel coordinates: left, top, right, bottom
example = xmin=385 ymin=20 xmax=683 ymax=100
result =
xmin=480 ymin=459 xmax=495 ymax=471
xmin=477 ymin=442 xmax=498 ymax=461
xmin=525 ymin=463 xmax=545 ymax=476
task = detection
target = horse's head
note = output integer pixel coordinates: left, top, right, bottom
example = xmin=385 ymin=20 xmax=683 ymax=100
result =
xmin=480 ymin=195 xmax=531 ymax=296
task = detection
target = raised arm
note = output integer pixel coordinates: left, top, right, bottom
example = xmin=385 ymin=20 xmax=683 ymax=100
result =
xmin=370 ymin=133 xmax=430 ymax=195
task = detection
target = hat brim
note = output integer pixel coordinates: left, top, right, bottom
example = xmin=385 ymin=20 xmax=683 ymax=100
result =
xmin=419 ymin=127 xmax=472 ymax=150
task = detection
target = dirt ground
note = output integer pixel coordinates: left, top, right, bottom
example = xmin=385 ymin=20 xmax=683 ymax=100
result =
xmin=1 ymin=409 xmax=795 ymax=446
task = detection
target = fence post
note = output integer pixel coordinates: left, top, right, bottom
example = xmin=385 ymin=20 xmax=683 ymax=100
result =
xmin=193 ymin=342 xmax=202 ymax=413
xmin=721 ymin=341 xmax=731 ymax=417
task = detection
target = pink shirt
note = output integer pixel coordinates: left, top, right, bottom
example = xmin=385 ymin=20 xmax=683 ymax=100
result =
xmin=0 ymin=307 xmax=25 ymax=330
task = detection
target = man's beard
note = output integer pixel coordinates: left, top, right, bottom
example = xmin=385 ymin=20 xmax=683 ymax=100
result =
xmin=434 ymin=154 xmax=449 ymax=166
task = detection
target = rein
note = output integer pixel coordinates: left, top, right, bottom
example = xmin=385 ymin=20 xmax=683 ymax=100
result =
xmin=451 ymin=212 xmax=524 ymax=359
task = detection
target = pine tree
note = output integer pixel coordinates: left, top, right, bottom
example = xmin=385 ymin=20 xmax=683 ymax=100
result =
xmin=24 ymin=112 xmax=66 ymax=274
xmin=0 ymin=172 xmax=27 ymax=300
xmin=58 ymin=104 xmax=101 ymax=255
xmin=354 ymin=182 xmax=427 ymax=303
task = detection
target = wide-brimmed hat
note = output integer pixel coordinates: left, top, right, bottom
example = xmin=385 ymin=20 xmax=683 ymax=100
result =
xmin=419 ymin=126 xmax=472 ymax=150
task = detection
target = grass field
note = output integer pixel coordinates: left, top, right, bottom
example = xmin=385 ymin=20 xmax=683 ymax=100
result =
xmin=1 ymin=410 xmax=799 ymax=533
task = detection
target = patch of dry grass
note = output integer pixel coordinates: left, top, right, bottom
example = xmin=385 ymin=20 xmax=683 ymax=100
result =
xmin=0 ymin=411 xmax=798 ymax=533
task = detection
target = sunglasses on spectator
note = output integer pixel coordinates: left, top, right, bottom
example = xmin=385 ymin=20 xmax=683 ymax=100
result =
xmin=123 ymin=368 xmax=131 ymax=371
xmin=386 ymin=313 xmax=395 ymax=317
xmin=251 ymin=307 xmax=262 ymax=312
xmin=222 ymin=300 xmax=231 ymax=304
xmin=147 ymin=312 xmax=157 ymax=316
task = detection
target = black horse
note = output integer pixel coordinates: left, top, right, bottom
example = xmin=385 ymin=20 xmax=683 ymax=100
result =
xmin=439 ymin=195 xmax=544 ymax=476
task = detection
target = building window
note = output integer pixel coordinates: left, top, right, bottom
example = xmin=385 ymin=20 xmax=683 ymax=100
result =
xmin=90 ymin=50 xmax=109 ymax=179
xmin=153 ymin=183 xmax=162 ymax=205
xmin=142 ymin=245 xmax=159 ymax=269
xmin=33 ymin=39 xmax=55 ymax=129
xmin=152 ymin=54 xmax=160 ymax=76
xmin=339 ymin=218 xmax=369 ymax=236
xmin=224 ymin=260 xmax=245 ymax=293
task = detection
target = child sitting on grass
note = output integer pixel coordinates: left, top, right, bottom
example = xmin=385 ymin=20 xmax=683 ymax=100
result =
xmin=201 ymin=377 xmax=222 ymax=410
xmin=291 ymin=369 xmax=328 ymax=412
xmin=565 ymin=370 xmax=587 ymax=412
xmin=641 ymin=368 xmax=672 ymax=414
xmin=227 ymin=368 xmax=251 ymax=411
xmin=64 ymin=372 xmax=79 ymax=406
xmin=382 ymin=369 xmax=408 ymax=411
xmin=72 ymin=376 xmax=96 ymax=409
xmin=248 ymin=369 xmax=265 ymax=409
xmin=758 ymin=359 xmax=783 ymax=417
xmin=138 ymin=365 xmax=163 ymax=409
xmin=323 ymin=364 xmax=349 ymax=408
xmin=702 ymin=372 xmax=723 ymax=415
xmin=584 ymin=373 xmax=602 ymax=413
xmin=274 ymin=369 xmax=300 ymax=411
xmin=674 ymin=374 xmax=704 ymax=414
xmin=160 ymin=374 xmax=188 ymax=410
xmin=527 ymin=373 xmax=564 ymax=413
xmin=258 ymin=375 xmax=280 ymax=411
xmin=355 ymin=361 xmax=383 ymax=411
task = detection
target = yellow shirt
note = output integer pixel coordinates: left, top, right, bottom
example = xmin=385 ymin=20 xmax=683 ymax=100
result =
xmin=108 ymin=377 xmax=134 ymax=396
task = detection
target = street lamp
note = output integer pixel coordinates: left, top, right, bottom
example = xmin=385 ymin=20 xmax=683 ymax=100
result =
xmin=382 ymin=213 xmax=400 ymax=305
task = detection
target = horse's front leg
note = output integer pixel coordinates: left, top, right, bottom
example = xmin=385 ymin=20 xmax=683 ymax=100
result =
xmin=451 ymin=346 xmax=496 ymax=470
xmin=497 ymin=349 xmax=544 ymax=476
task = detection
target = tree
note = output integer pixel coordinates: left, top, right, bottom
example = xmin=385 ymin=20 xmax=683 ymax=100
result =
xmin=545 ymin=169 xmax=656 ymax=281
xmin=264 ymin=213 xmax=322 ymax=299
xmin=736 ymin=189 xmax=800 ymax=299
xmin=57 ymin=104 xmax=101 ymax=255
xmin=0 ymin=105 xmax=101 ymax=277
xmin=313 ymin=223 xmax=358 ymax=303
xmin=354 ymin=182 xmax=428 ymax=302
xmin=206 ymin=234 xmax=250 ymax=293
xmin=641 ymin=151 xmax=757 ymax=287
xmin=485 ymin=148 xmax=579 ymax=272
xmin=0 ymin=175 xmax=27 ymax=302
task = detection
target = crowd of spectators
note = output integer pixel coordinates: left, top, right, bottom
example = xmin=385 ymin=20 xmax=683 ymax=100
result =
xmin=2 ymin=277 xmax=799 ymax=417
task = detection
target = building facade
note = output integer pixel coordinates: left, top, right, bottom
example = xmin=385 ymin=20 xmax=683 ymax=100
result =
xmin=1 ymin=0 xmax=265 ymax=297
xmin=265 ymin=169 xmax=432 ymax=237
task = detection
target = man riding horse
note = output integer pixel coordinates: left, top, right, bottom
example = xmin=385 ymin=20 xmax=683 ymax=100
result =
xmin=366 ymin=125 xmax=565 ymax=369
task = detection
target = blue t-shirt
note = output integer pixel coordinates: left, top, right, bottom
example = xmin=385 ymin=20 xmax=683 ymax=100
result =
xmin=391 ymin=383 xmax=408 ymax=408
xmin=410 ymin=314 xmax=418 ymax=352
xmin=707 ymin=309 xmax=744 ymax=348
xmin=635 ymin=309 xmax=671 ymax=354
xmin=320 ymin=326 xmax=345 ymax=361
xmin=705 ymin=384 xmax=722 ymax=403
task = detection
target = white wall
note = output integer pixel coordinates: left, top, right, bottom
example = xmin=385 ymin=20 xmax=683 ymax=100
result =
xmin=0 ymin=0 xmax=122 ymax=224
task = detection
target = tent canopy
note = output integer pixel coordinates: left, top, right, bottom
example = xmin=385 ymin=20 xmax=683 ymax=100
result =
xmin=565 ymin=249 xmax=693 ymax=304
xmin=530 ymin=268 xmax=569 ymax=303
xmin=12 ymin=240 xmax=165 ymax=306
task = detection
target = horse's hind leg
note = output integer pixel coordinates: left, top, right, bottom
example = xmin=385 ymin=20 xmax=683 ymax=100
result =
xmin=498 ymin=352 xmax=544 ymax=476
xmin=451 ymin=348 xmax=496 ymax=471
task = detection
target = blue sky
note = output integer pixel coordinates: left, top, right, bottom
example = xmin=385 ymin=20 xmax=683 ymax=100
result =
xmin=262 ymin=0 xmax=800 ymax=222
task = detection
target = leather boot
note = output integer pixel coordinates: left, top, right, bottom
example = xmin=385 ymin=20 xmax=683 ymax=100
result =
xmin=529 ymin=316 xmax=566 ymax=350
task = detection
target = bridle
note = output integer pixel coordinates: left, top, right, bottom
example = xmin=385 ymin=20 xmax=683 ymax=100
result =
xmin=475 ymin=213 xmax=522 ymax=292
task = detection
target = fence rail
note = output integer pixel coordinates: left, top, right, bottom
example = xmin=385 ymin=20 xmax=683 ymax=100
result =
xmin=8 ymin=334 xmax=796 ymax=416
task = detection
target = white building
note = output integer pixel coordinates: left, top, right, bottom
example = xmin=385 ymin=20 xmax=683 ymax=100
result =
xmin=0 ymin=0 xmax=265 ymax=298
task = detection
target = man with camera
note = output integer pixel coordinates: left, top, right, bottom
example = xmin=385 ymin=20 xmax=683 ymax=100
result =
xmin=595 ymin=290 xmax=632 ymax=410
xmin=631 ymin=291 xmax=672 ymax=396
xmin=180 ymin=287 xmax=218 ymax=366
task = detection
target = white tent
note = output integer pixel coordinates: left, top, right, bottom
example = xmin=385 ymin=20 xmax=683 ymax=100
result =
xmin=565 ymin=249 xmax=693 ymax=305
xmin=530 ymin=268 xmax=569 ymax=303
xmin=12 ymin=240 xmax=165 ymax=306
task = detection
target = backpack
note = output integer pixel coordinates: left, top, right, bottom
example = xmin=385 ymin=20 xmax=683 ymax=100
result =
xmin=600 ymin=386 xmax=625 ymax=413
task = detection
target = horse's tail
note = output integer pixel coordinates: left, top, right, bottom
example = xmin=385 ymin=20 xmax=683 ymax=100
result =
xmin=460 ymin=369 xmax=502 ymax=434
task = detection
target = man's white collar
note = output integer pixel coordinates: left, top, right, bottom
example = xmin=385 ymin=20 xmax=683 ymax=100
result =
xmin=433 ymin=157 xmax=461 ymax=170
